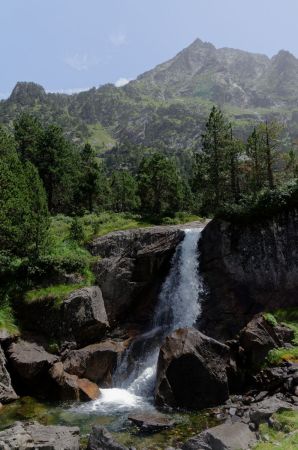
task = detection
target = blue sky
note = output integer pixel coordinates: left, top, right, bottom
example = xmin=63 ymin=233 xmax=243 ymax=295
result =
xmin=1 ymin=0 xmax=297 ymax=98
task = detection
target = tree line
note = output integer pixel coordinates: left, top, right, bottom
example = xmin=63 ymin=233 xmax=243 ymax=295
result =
xmin=1 ymin=108 xmax=297 ymax=263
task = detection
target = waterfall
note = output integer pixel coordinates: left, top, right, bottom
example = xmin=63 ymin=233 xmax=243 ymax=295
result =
xmin=76 ymin=228 xmax=204 ymax=414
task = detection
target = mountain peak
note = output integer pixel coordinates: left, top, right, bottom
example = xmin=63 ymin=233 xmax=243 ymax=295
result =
xmin=9 ymin=82 xmax=46 ymax=105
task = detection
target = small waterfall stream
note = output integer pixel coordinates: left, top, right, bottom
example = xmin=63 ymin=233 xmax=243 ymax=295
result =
xmin=76 ymin=228 xmax=204 ymax=414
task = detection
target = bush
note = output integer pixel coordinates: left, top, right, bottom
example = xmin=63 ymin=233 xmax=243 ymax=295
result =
xmin=217 ymin=180 xmax=298 ymax=223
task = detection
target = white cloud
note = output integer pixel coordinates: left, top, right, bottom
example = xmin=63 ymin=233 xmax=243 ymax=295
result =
xmin=46 ymin=87 xmax=91 ymax=95
xmin=64 ymin=53 xmax=99 ymax=71
xmin=115 ymin=78 xmax=130 ymax=87
xmin=109 ymin=32 xmax=127 ymax=47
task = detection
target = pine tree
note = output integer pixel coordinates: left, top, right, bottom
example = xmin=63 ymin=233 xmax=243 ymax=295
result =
xmin=110 ymin=171 xmax=140 ymax=212
xmin=138 ymin=153 xmax=184 ymax=216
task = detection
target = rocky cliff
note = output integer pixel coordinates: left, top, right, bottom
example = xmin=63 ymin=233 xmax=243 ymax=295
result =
xmin=3 ymin=39 xmax=298 ymax=155
xmin=200 ymin=209 xmax=298 ymax=339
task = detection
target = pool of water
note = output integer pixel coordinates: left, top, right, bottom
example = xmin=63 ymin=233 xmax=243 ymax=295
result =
xmin=0 ymin=396 xmax=220 ymax=449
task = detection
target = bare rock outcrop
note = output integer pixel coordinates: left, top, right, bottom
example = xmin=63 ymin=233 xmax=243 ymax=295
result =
xmin=155 ymin=328 xmax=230 ymax=410
xmin=200 ymin=210 xmax=298 ymax=339
xmin=0 ymin=344 xmax=18 ymax=404
xmin=0 ymin=421 xmax=80 ymax=449
xmin=89 ymin=226 xmax=184 ymax=323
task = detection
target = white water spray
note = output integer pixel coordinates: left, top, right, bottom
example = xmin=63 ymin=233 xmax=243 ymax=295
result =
xmin=76 ymin=228 xmax=204 ymax=414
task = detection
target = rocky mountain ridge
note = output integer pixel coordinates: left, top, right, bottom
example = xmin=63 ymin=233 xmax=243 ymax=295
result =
xmin=2 ymin=38 xmax=298 ymax=155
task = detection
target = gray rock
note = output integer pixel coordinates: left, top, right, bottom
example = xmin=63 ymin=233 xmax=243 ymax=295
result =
xmin=155 ymin=328 xmax=230 ymax=409
xmin=239 ymin=314 xmax=289 ymax=370
xmin=0 ymin=345 xmax=18 ymax=404
xmin=63 ymin=286 xmax=109 ymax=344
xmin=0 ymin=421 xmax=80 ymax=449
xmin=90 ymin=227 xmax=184 ymax=323
xmin=249 ymin=395 xmax=295 ymax=425
xmin=182 ymin=421 xmax=257 ymax=450
xmin=128 ymin=413 xmax=176 ymax=432
xmin=87 ymin=425 xmax=128 ymax=450
xmin=63 ymin=339 xmax=127 ymax=386
xmin=7 ymin=339 xmax=58 ymax=396
xmin=49 ymin=362 xmax=100 ymax=401
xmin=200 ymin=211 xmax=298 ymax=340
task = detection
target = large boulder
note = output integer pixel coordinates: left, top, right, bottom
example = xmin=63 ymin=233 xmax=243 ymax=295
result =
xmin=0 ymin=421 xmax=80 ymax=449
xmin=0 ymin=345 xmax=18 ymax=404
xmin=19 ymin=286 xmax=109 ymax=345
xmin=239 ymin=314 xmax=294 ymax=370
xmin=62 ymin=286 xmax=109 ymax=344
xmin=49 ymin=362 xmax=100 ymax=401
xmin=87 ymin=425 xmax=128 ymax=450
xmin=63 ymin=339 xmax=127 ymax=387
xmin=182 ymin=422 xmax=257 ymax=450
xmin=7 ymin=339 xmax=58 ymax=397
xmin=89 ymin=227 xmax=184 ymax=323
xmin=200 ymin=210 xmax=298 ymax=339
xmin=155 ymin=328 xmax=230 ymax=410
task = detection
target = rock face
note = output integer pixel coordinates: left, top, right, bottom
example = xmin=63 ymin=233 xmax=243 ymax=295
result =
xmin=20 ymin=286 xmax=109 ymax=345
xmin=0 ymin=345 xmax=18 ymax=404
xmin=89 ymin=227 xmax=184 ymax=323
xmin=239 ymin=314 xmax=294 ymax=370
xmin=7 ymin=339 xmax=58 ymax=396
xmin=63 ymin=287 xmax=109 ymax=344
xmin=200 ymin=210 xmax=298 ymax=339
xmin=182 ymin=421 xmax=257 ymax=450
xmin=49 ymin=362 xmax=100 ymax=401
xmin=155 ymin=328 xmax=230 ymax=410
xmin=87 ymin=425 xmax=128 ymax=450
xmin=0 ymin=421 xmax=80 ymax=449
xmin=62 ymin=339 xmax=127 ymax=387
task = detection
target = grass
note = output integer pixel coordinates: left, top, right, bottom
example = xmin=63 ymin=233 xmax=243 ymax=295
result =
xmin=0 ymin=301 xmax=19 ymax=334
xmin=25 ymin=284 xmax=85 ymax=306
xmin=87 ymin=123 xmax=116 ymax=152
xmin=24 ymin=211 xmax=202 ymax=308
xmin=265 ymin=308 xmax=298 ymax=365
xmin=255 ymin=410 xmax=298 ymax=450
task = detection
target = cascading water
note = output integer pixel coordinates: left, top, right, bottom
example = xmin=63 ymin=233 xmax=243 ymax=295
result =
xmin=76 ymin=228 xmax=204 ymax=414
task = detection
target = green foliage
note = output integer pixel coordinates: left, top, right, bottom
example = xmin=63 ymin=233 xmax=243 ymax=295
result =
xmin=265 ymin=308 xmax=298 ymax=365
xmin=256 ymin=410 xmax=298 ymax=450
xmin=69 ymin=217 xmax=85 ymax=243
xmin=0 ymin=127 xmax=49 ymax=259
xmin=263 ymin=313 xmax=278 ymax=327
xmin=0 ymin=296 xmax=19 ymax=334
xmin=25 ymin=283 xmax=87 ymax=307
xmin=218 ymin=180 xmax=298 ymax=223
xmin=110 ymin=171 xmax=140 ymax=212
xmin=138 ymin=153 xmax=185 ymax=216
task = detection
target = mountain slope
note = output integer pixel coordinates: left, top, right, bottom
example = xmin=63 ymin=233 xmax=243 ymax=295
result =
xmin=2 ymin=38 xmax=298 ymax=155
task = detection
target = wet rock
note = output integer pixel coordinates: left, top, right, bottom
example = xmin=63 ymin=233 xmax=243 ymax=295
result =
xmin=87 ymin=425 xmax=128 ymax=450
xmin=63 ymin=339 xmax=127 ymax=387
xmin=7 ymin=339 xmax=58 ymax=396
xmin=0 ymin=421 xmax=80 ymax=449
xmin=0 ymin=345 xmax=18 ymax=404
xmin=155 ymin=328 xmax=230 ymax=410
xmin=128 ymin=413 xmax=176 ymax=432
xmin=182 ymin=421 xmax=257 ymax=450
xmin=90 ymin=227 xmax=184 ymax=323
xmin=49 ymin=362 xmax=100 ymax=401
xmin=63 ymin=286 xmax=109 ymax=345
